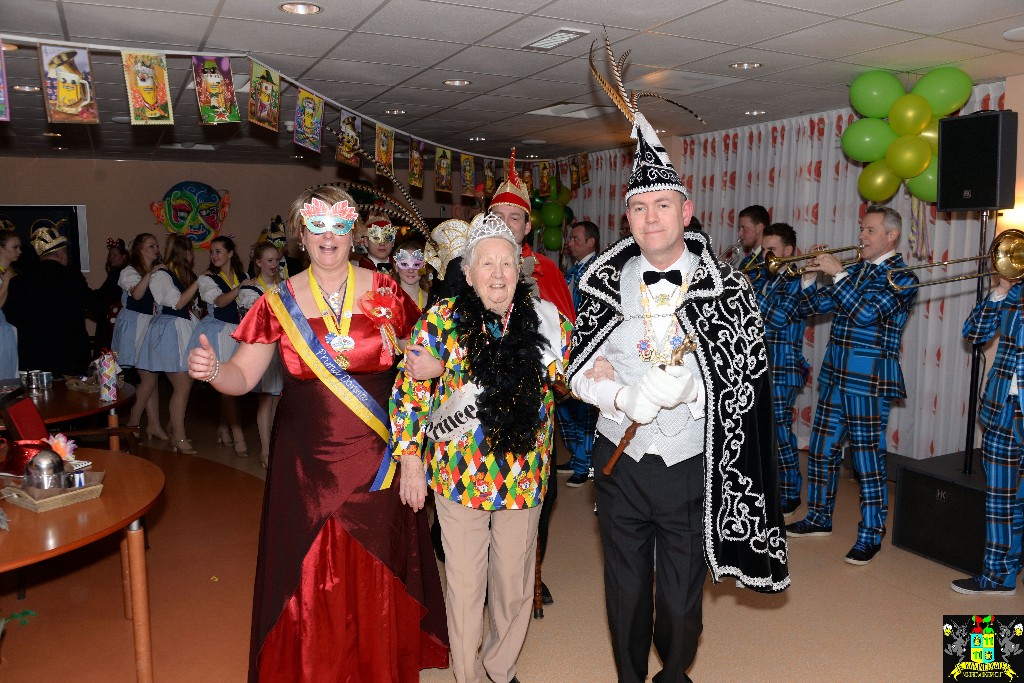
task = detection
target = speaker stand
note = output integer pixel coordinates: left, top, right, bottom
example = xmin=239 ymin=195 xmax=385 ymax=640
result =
xmin=962 ymin=209 xmax=991 ymax=475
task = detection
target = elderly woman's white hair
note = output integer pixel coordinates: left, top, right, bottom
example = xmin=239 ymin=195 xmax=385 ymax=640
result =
xmin=460 ymin=212 xmax=519 ymax=270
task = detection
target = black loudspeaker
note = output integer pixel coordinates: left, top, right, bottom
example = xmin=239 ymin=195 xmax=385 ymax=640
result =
xmin=892 ymin=452 xmax=985 ymax=575
xmin=937 ymin=110 xmax=1018 ymax=212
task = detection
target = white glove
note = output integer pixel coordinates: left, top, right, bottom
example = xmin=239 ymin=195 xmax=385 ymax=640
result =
xmin=615 ymin=383 xmax=660 ymax=424
xmin=640 ymin=364 xmax=698 ymax=409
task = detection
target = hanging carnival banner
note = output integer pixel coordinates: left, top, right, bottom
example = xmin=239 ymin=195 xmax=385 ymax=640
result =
xmin=247 ymin=61 xmax=280 ymax=131
xmin=522 ymin=163 xmax=534 ymax=191
xmin=408 ymin=137 xmax=426 ymax=188
xmin=293 ymin=87 xmax=323 ymax=152
xmin=580 ymin=152 xmax=590 ymax=185
xmin=375 ymin=123 xmax=395 ymax=174
xmin=460 ymin=153 xmax=475 ymax=198
xmin=39 ymin=44 xmax=98 ymax=124
xmin=484 ymin=159 xmax=496 ymax=196
xmin=121 ymin=51 xmax=173 ymax=124
xmin=435 ymin=147 xmax=452 ymax=193
xmin=335 ymin=110 xmax=361 ymax=167
xmin=569 ymin=156 xmax=581 ymax=190
xmin=538 ymin=160 xmax=551 ymax=196
xmin=191 ymin=55 xmax=240 ymax=124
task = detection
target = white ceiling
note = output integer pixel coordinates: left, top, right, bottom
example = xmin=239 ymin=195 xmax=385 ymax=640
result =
xmin=1 ymin=0 xmax=1024 ymax=166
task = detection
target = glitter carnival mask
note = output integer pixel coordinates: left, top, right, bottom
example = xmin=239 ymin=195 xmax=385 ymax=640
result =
xmin=300 ymin=197 xmax=359 ymax=235
xmin=393 ymin=248 xmax=425 ymax=271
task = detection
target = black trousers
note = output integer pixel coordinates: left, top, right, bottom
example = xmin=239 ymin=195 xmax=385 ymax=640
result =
xmin=594 ymin=436 xmax=706 ymax=683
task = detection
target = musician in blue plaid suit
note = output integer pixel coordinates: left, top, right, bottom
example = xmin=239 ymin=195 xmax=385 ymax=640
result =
xmin=785 ymin=206 xmax=918 ymax=566
xmin=557 ymin=221 xmax=600 ymax=487
xmin=951 ymin=278 xmax=1024 ymax=595
xmin=752 ymin=223 xmax=813 ymax=517
xmin=736 ymin=204 xmax=770 ymax=271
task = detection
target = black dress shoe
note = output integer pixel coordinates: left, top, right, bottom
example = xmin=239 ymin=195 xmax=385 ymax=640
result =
xmin=844 ymin=542 xmax=881 ymax=565
xmin=541 ymin=582 xmax=553 ymax=605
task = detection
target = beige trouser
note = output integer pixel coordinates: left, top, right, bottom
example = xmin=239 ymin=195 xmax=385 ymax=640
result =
xmin=435 ymin=495 xmax=543 ymax=683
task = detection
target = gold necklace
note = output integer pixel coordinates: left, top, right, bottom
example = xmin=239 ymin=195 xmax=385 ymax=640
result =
xmin=308 ymin=263 xmax=356 ymax=368
xmin=636 ymin=279 xmax=688 ymax=364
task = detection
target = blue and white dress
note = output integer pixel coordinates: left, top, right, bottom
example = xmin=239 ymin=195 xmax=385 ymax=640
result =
xmin=0 ymin=266 xmax=17 ymax=379
xmin=110 ymin=266 xmax=156 ymax=368
xmin=137 ymin=270 xmax=196 ymax=373
xmin=237 ymin=280 xmax=283 ymax=395
xmin=187 ymin=272 xmax=242 ymax=361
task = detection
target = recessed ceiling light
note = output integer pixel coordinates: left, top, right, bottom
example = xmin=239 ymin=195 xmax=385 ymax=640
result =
xmin=525 ymin=154 xmax=539 ymax=159
xmin=383 ymin=109 xmax=406 ymax=115
xmin=745 ymin=110 xmax=766 ymax=116
xmin=443 ymin=79 xmax=472 ymax=87
xmin=469 ymin=136 xmax=486 ymax=141
xmin=1 ymin=42 xmax=18 ymax=52
xmin=51 ymin=146 xmax=67 ymax=151
xmin=12 ymin=85 xmax=40 ymax=93
xmin=43 ymin=132 xmax=62 ymax=138
xmin=1004 ymin=27 xmax=1024 ymax=41
xmin=280 ymin=3 xmax=321 ymax=14
xmin=730 ymin=62 xmax=762 ymax=70
xmin=523 ymin=29 xmax=590 ymax=51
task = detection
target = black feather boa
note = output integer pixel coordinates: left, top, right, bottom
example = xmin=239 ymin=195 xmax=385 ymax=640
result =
xmin=454 ymin=279 xmax=547 ymax=456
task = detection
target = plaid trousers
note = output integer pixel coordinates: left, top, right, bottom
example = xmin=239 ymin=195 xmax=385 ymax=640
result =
xmin=556 ymin=397 xmax=599 ymax=477
xmin=774 ymin=386 xmax=801 ymax=504
xmin=980 ymin=400 xmax=1024 ymax=586
xmin=806 ymin=385 xmax=892 ymax=546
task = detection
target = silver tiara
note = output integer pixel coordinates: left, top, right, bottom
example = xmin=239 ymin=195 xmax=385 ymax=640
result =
xmin=466 ymin=212 xmax=516 ymax=251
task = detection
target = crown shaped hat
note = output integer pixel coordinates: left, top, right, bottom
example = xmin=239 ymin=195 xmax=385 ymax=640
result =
xmin=30 ymin=220 xmax=68 ymax=257
xmin=425 ymin=218 xmax=471 ymax=278
xmin=589 ymin=32 xmax=704 ymax=204
xmin=466 ymin=212 xmax=517 ymax=253
xmin=489 ymin=148 xmax=531 ymax=214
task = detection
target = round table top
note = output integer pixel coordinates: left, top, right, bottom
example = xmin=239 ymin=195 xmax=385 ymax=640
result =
xmin=0 ymin=449 xmax=165 ymax=573
xmin=0 ymin=379 xmax=136 ymax=425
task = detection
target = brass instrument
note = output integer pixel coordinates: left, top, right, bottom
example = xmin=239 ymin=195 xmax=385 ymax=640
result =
xmin=763 ymin=245 xmax=863 ymax=277
xmin=719 ymin=237 xmax=743 ymax=267
xmin=886 ymin=228 xmax=1024 ymax=291
xmin=738 ymin=259 xmax=764 ymax=282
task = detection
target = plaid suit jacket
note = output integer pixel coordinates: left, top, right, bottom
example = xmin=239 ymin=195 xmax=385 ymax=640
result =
xmin=963 ymin=283 xmax=1024 ymax=430
xmin=801 ymin=254 xmax=918 ymax=398
xmin=755 ymin=273 xmax=811 ymax=388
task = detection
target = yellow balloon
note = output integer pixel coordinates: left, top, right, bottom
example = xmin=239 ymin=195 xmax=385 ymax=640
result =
xmin=888 ymin=93 xmax=932 ymax=136
xmin=919 ymin=116 xmax=940 ymax=156
xmin=885 ymin=135 xmax=931 ymax=179
xmin=858 ymin=159 xmax=902 ymax=202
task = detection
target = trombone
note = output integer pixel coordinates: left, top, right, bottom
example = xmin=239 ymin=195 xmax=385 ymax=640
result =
xmin=763 ymin=245 xmax=863 ymax=277
xmin=886 ymin=228 xmax=1024 ymax=291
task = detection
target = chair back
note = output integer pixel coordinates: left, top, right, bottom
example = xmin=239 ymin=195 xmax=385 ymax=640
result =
xmin=0 ymin=387 xmax=49 ymax=440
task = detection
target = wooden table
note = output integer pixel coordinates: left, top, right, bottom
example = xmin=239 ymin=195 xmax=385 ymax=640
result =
xmin=0 ymin=449 xmax=165 ymax=682
xmin=0 ymin=380 xmax=136 ymax=450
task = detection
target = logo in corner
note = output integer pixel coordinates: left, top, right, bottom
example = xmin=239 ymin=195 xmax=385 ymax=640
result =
xmin=944 ymin=614 xmax=1023 ymax=680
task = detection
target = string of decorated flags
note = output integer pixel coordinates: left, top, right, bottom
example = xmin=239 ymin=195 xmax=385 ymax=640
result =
xmin=0 ymin=34 xmax=593 ymax=197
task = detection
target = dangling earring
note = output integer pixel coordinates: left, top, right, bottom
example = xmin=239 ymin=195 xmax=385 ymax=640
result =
xmin=301 ymin=242 xmax=306 ymax=252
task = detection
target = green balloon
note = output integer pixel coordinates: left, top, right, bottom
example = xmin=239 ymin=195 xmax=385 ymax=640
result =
xmin=906 ymin=156 xmax=938 ymax=203
xmin=849 ymin=71 xmax=906 ymax=119
xmin=888 ymin=93 xmax=932 ymax=136
xmin=531 ymin=191 xmax=544 ymax=211
xmin=919 ymin=116 xmax=940 ymax=156
xmin=841 ymin=118 xmax=899 ymax=162
xmin=542 ymin=226 xmax=563 ymax=251
xmin=541 ymin=201 xmax=564 ymax=229
xmin=549 ymin=176 xmax=559 ymax=201
xmin=911 ymin=67 xmax=973 ymax=116
xmin=557 ymin=185 xmax=572 ymax=205
xmin=858 ymin=159 xmax=902 ymax=202
xmin=530 ymin=209 xmax=542 ymax=228
xmin=885 ymin=135 xmax=931 ymax=178
xmin=563 ymin=205 xmax=574 ymax=224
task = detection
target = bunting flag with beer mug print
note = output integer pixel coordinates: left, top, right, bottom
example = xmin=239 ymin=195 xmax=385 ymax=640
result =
xmin=538 ymin=160 xmax=551 ymax=195
xmin=569 ymin=155 xmax=581 ymax=190
xmin=484 ymin=159 xmax=496 ymax=195
xmin=247 ymin=61 xmax=281 ymax=131
xmin=408 ymin=137 xmax=426 ymax=188
xmin=335 ymin=110 xmax=361 ymax=167
xmin=375 ymin=123 xmax=395 ymax=174
xmin=0 ymin=40 xmax=9 ymax=122
xmin=435 ymin=147 xmax=453 ymax=193
xmin=121 ymin=51 xmax=173 ymax=124
xmin=580 ymin=152 xmax=590 ymax=185
xmin=293 ymin=87 xmax=324 ymax=152
xmin=39 ymin=44 xmax=99 ymax=124
xmin=191 ymin=56 xmax=240 ymax=124
xmin=521 ymin=163 xmax=535 ymax=192
xmin=460 ymin=153 xmax=475 ymax=198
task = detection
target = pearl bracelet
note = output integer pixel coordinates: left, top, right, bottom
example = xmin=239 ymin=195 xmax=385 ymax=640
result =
xmin=203 ymin=357 xmax=220 ymax=383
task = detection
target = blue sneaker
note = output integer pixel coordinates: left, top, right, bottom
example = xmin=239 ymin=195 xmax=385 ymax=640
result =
xmin=844 ymin=542 xmax=881 ymax=565
xmin=951 ymin=576 xmax=1016 ymax=596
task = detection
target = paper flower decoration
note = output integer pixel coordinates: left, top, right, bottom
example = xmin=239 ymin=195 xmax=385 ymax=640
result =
xmin=45 ymin=433 xmax=78 ymax=461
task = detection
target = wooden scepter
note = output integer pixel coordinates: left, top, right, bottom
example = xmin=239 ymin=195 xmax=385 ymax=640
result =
xmin=602 ymin=335 xmax=698 ymax=476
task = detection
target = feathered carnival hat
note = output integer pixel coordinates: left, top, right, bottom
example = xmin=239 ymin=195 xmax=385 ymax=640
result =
xmin=425 ymin=218 xmax=471 ymax=279
xmin=589 ymin=32 xmax=704 ymax=203
xmin=30 ymin=219 xmax=68 ymax=257
xmin=489 ymin=148 xmax=531 ymax=214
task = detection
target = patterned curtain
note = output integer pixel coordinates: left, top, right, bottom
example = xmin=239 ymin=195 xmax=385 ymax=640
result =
xmin=683 ymin=81 xmax=1007 ymax=460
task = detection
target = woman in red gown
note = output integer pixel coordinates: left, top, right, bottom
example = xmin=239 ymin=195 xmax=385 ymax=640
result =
xmin=187 ymin=186 xmax=448 ymax=681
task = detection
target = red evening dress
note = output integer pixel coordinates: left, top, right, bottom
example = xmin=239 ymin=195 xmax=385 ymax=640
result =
xmin=233 ymin=272 xmax=448 ymax=682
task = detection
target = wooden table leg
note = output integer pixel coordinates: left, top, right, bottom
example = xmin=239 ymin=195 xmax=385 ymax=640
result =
xmin=108 ymin=408 xmax=120 ymax=452
xmin=126 ymin=520 xmax=153 ymax=683
xmin=120 ymin=535 xmax=133 ymax=620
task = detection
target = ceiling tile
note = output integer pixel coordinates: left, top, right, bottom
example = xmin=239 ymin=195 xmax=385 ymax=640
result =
xmin=939 ymin=13 xmax=1024 ymax=52
xmin=609 ymin=33 xmax=734 ymax=69
xmin=537 ymin=0 xmax=718 ymax=30
xmin=478 ymin=17 xmax=632 ymax=56
xmin=753 ymin=19 xmax=918 ymax=59
xmin=0 ymin=1 xmax=63 ymax=35
xmin=207 ymin=18 xmax=347 ymax=59
xmin=625 ymin=69 xmax=743 ymax=96
xmin=767 ymin=60 xmax=876 ymax=88
xmin=851 ymin=0 xmax=1024 ymax=35
xmin=247 ymin=52 xmax=322 ymax=75
xmin=377 ymin=85 xmax=478 ymax=106
xmin=956 ymin=52 xmax=1024 ymax=82
xmin=657 ymin=0 xmax=831 ymax=45
xmin=220 ymin=0 xmax=382 ymax=27
xmin=436 ymin=46 xmax=570 ymax=78
xmin=62 ymin=4 xmax=212 ymax=45
xmin=303 ymin=59 xmax=421 ymax=86
xmin=359 ymin=0 xmax=521 ymax=43
xmin=755 ymin=0 xmax=894 ymax=16
xmin=697 ymin=78 xmax=815 ymax=102
xmin=839 ymin=37 xmax=999 ymax=71
xmin=484 ymin=78 xmax=596 ymax=100
xmin=533 ymin=57 xmax=662 ymax=85
xmin=399 ymin=69 xmax=516 ymax=93
xmin=450 ymin=94 xmax=548 ymax=113
xmin=330 ymin=33 xmax=467 ymax=66
xmin=675 ymin=47 xmax=819 ymax=76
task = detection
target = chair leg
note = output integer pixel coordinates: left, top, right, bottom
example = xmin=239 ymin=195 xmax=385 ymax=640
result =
xmin=533 ymin=539 xmax=543 ymax=619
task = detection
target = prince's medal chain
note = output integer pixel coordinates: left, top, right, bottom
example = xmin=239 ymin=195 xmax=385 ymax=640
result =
xmin=636 ymin=279 xmax=688 ymax=364
xmin=309 ymin=263 xmax=356 ymax=369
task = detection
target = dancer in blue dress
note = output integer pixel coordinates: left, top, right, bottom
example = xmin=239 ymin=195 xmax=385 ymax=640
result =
xmin=0 ymin=230 xmax=21 ymax=379
xmin=137 ymin=234 xmax=200 ymax=454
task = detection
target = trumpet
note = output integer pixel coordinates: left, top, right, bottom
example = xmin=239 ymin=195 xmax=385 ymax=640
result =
xmin=764 ymin=245 xmax=863 ymax=277
xmin=886 ymin=228 xmax=1024 ymax=291
xmin=738 ymin=260 xmax=764 ymax=282
xmin=719 ymin=237 xmax=743 ymax=267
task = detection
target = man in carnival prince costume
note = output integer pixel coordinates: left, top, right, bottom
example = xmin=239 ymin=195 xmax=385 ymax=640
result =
xmin=566 ymin=36 xmax=789 ymax=683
